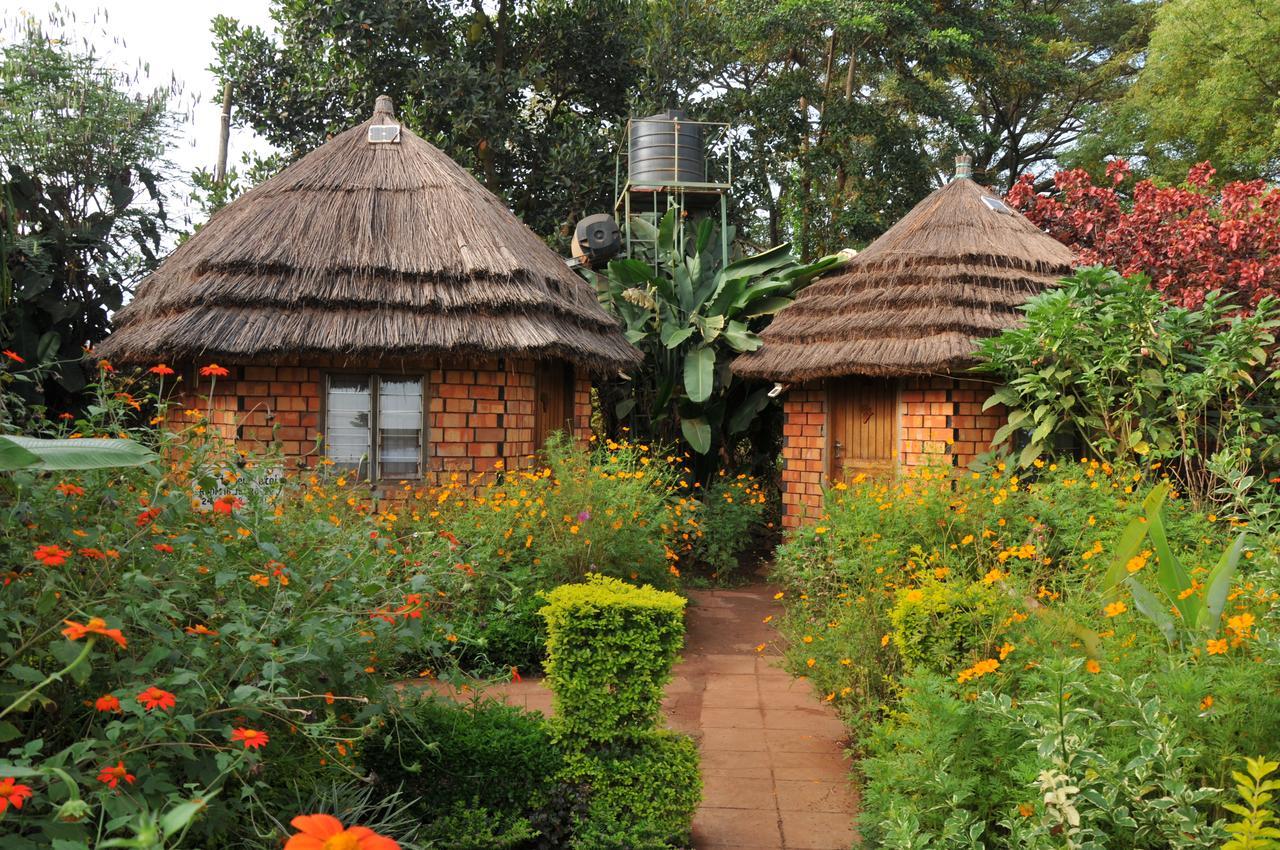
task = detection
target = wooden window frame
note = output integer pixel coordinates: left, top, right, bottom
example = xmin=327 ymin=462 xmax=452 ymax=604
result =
xmin=321 ymin=370 xmax=429 ymax=481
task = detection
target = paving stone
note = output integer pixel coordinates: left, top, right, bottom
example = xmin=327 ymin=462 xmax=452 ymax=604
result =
xmin=701 ymin=707 xmax=766 ymax=728
xmin=774 ymin=779 xmax=857 ymax=814
xmin=701 ymin=775 xmax=777 ymax=810
xmin=778 ymin=809 xmax=859 ymax=849
xmin=692 ymin=807 xmax=784 ymax=848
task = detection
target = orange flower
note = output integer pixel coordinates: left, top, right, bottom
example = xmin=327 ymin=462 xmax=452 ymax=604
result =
xmin=199 ymin=363 xmax=230 ymax=378
xmin=231 ymin=728 xmax=270 ymax=749
xmin=213 ymin=494 xmax=244 ymax=516
xmin=1103 ymin=601 xmax=1127 ymax=618
xmin=136 ymin=507 xmax=162 ymax=527
xmin=285 ymin=814 xmax=399 ymax=850
xmin=185 ymin=624 xmax=218 ymax=636
xmin=153 ymin=543 xmax=174 ymax=554
xmin=96 ymin=761 xmax=135 ymax=789
xmin=34 ymin=544 xmax=71 ymax=566
xmin=137 ymin=686 xmax=176 ymax=712
xmin=0 ymin=777 xmax=33 ymax=812
xmin=1206 ymin=638 xmax=1229 ymax=655
xmin=62 ymin=617 xmax=128 ymax=649
xmin=94 ymin=694 xmax=121 ymax=713
xmin=2 ymin=349 xmax=24 ymax=364
xmin=1085 ymin=658 xmax=1101 ymax=674
xmin=55 ymin=482 xmax=85 ymax=497
xmin=148 ymin=364 xmax=175 ymax=376
xmin=1200 ymin=695 xmax=1215 ymax=711
xmin=97 ymin=359 xmax=115 ymax=372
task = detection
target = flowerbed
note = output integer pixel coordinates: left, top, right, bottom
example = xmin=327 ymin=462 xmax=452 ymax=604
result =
xmin=772 ymin=461 xmax=1280 ymax=848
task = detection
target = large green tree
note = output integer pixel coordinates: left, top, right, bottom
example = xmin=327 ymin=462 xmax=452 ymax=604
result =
xmin=1119 ymin=0 xmax=1279 ymax=181
xmin=0 ymin=23 xmax=173 ymax=413
xmin=211 ymin=0 xmax=652 ymax=241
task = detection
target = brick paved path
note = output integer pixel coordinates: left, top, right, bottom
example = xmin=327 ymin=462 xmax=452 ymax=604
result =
xmin=430 ymin=585 xmax=858 ymax=849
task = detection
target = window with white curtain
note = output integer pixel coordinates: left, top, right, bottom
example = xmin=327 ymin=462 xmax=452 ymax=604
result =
xmin=324 ymin=374 xmax=424 ymax=479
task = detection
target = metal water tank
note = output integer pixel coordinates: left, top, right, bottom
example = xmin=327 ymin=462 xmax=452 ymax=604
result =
xmin=628 ymin=110 xmax=706 ymax=187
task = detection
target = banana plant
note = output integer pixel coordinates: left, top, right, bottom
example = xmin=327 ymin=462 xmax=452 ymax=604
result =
xmin=1101 ymin=481 xmax=1247 ymax=646
xmin=594 ymin=207 xmax=850 ymax=467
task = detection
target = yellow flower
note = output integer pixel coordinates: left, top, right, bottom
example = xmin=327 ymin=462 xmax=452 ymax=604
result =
xmin=755 ymin=643 xmax=766 ymax=653
xmin=1103 ymin=601 xmax=1127 ymax=618
xmin=981 ymin=568 xmax=1004 ymax=585
xmin=802 ymin=635 xmax=813 ymax=644
xmin=1206 ymin=638 xmax=1228 ymax=655
xmin=1227 ymin=612 xmax=1256 ymax=637
xmin=998 ymin=642 xmax=1015 ymax=660
xmin=815 ymin=526 xmax=829 ymax=535
xmin=880 ymin=634 xmax=891 ymax=647
xmin=1085 ymin=658 xmax=1101 ymax=674
xmin=806 ymin=658 xmax=816 ymax=668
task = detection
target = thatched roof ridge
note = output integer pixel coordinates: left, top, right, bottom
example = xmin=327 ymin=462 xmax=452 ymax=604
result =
xmin=732 ymin=177 xmax=1074 ymax=381
xmin=100 ymin=96 xmax=640 ymax=371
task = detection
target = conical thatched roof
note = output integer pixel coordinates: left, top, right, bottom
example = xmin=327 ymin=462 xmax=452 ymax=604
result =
xmin=732 ymin=176 xmax=1075 ymax=381
xmin=100 ymin=96 xmax=640 ymax=371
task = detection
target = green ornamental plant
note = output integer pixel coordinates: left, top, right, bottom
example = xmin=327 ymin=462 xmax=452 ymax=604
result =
xmin=1224 ymin=757 xmax=1280 ymax=850
xmin=1101 ymin=482 xmax=1247 ymax=646
xmin=595 ymin=206 xmax=849 ymax=464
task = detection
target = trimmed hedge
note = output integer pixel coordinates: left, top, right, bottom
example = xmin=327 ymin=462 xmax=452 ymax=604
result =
xmin=539 ymin=574 xmax=687 ymax=744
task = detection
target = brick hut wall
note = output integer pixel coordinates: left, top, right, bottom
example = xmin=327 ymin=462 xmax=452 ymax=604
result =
xmin=780 ymin=384 xmax=827 ymax=529
xmin=778 ymin=376 xmax=1006 ymax=529
xmin=163 ymin=356 xmax=592 ymax=486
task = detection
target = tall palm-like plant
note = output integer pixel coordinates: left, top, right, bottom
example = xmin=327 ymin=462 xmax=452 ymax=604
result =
xmin=593 ymin=207 xmax=849 ymax=474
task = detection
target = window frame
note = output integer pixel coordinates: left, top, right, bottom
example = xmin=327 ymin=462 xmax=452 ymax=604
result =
xmin=321 ymin=370 xmax=429 ymax=481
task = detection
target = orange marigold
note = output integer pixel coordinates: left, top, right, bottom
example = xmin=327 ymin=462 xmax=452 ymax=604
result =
xmin=285 ymin=814 xmax=399 ymax=850
xmin=148 ymin=364 xmax=175 ymax=376
xmin=34 ymin=544 xmax=71 ymax=566
xmin=0 ymin=777 xmax=33 ymax=812
xmin=137 ymin=686 xmax=176 ymax=712
xmin=94 ymin=694 xmax=121 ymax=713
xmin=62 ymin=617 xmax=128 ymax=649
xmin=96 ymin=761 xmax=135 ymax=789
xmin=199 ymin=363 xmax=230 ymax=377
xmin=231 ymin=728 xmax=270 ymax=750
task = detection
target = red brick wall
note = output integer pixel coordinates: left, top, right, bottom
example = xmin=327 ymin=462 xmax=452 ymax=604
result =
xmin=778 ymin=376 xmax=1007 ymax=528
xmin=780 ymin=383 xmax=826 ymax=529
xmin=164 ymin=355 xmax=592 ymax=486
xmin=900 ymin=376 xmax=1005 ymax=470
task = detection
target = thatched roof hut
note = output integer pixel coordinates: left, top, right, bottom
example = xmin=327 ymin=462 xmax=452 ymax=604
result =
xmin=732 ymin=173 xmax=1075 ymax=382
xmin=100 ymin=95 xmax=639 ymax=371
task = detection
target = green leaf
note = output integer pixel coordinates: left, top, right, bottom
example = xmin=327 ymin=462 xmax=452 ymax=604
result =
xmin=657 ymin=208 xmax=677 ymax=254
xmin=721 ymin=242 xmax=795 ymax=282
xmin=660 ymin=324 xmax=695 ymax=349
xmin=1143 ymin=484 xmax=1194 ymax=619
xmin=0 ymin=721 xmax=20 ymax=742
xmin=727 ymin=387 xmax=771 ymax=434
xmin=741 ymin=296 xmax=793 ymax=317
xmin=683 ymin=347 xmax=715 ymax=403
xmin=692 ymin=313 xmax=725 ymax=343
xmin=1197 ymin=532 xmax=1246 ymax=633
xmin=1126 ymin=576 xmax=1179 ymax=646
xmin=606 ymin=258 xmax=656 ymax=287
xmin=720 ymin=320 xmax=761 ymax=352
xmin=0 ymin=436 xmax=158 ymax=471
xmin=614 ymin=398 xmax=637 ymax=420
xmin=161 ymin=793 xmax=214 ymax=838
xmin=0 ymin=437 xmax=40 ymax=471
xmin=1101 ymin=509 xmax=1152 ymax=600
xmin=680 ymin=416 xmax=711 ymax=453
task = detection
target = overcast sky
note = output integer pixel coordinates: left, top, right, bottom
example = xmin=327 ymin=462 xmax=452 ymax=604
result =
xmin=7 ymin=0 xmax=277 ymax=227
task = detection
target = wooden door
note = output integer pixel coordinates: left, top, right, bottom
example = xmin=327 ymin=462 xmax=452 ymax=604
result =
xmin=828 ymin=377 xmax=898 ymax=480
xmin=534 ymin=362 xmax=574 ymax=448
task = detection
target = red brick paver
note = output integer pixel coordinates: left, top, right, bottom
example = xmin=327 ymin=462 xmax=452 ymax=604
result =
xmin=426 ymin=585 xmax=858 ymax=849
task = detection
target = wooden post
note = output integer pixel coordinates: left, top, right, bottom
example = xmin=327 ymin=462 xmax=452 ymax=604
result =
xmin=215 ymin=82 xmax=233 ymax=183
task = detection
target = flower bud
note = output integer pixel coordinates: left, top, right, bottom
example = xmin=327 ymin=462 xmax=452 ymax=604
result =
xmin=57 ymin=798 xmax=92 ymax=823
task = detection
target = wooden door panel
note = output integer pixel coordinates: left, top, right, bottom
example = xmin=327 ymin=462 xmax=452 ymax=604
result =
xmin=534 ymin=362 xmax=574 ymax=448
xmin=828 ymin=378 xmax=897 ymax=480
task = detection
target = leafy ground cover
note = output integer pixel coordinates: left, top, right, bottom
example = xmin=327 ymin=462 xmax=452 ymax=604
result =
xmin=0 ymin=368 xmax=761 ymax=848
xmin=773 ymin=461 xmax=1280 ymax=848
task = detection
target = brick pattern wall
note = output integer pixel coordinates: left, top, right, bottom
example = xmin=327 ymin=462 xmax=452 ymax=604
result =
xmin=780 ymin=384 xmax=826 ymax=529
xmin=164 ymin=356 xmax=592 ymax=486
xmin=777 ymin=376 xmax=1007 ymax=529
xmin=899 ymin=376 xmax=1005 ymax=470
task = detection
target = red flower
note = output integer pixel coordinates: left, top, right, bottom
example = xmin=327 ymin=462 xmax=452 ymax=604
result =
xmin=96 ymin=761 xmax=135 ymax=789
xmin=148 ymin=364 xmax=175 ymax=376
xmin=95 ymin=694 xmax=121 ymax=713
xmin=199 ymin=363 xmax=230 ymax=378
xmin=136 ymin=507 xmax=162 ymax=527
xmin=285 ymin=814 xmax=399 ymax=850
xmin=137 ymin=686 xmax=176 ymax=712
xmin=231 ymin=727 xmax=270 ymax=749
xmin=62 ymin=617 xmax=128 ymax=649
xmin=58 ymin=412 xmax=74 ymax=421
xmin=0 ymin=777 xmax=33 ymax=812
xmin=55 ymin=482 xmax=85 ymax=497
xmin=153 ymin=543 xmax=174 ymax=554
xmin=34 ymin=544 xmax=71 ymax=566
xmin=2 ymin=350 xmax=24 ymax=364
xmin=184 ymin=623 xmax=218 ymax=636
xmin=212 ymin=494 xmax=243 ymax=515
xmin=98 ymin=359 xmax=115 ymax=373
xmin=78 ymin=547 xmax=107 ymax=560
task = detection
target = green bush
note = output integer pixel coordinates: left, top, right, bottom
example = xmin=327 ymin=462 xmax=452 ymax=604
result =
xmin=889 ymin=577 xmax=1012 ymax=673
xmin=360 ymin=694 xmax=563 ymax=820
xmin=539 ymin=575 xmax=686 ymax=744
xmin=690 ymin=470 xmax=770 ymax=581
xmin=559 ymin=733 xmax=702 ymax=849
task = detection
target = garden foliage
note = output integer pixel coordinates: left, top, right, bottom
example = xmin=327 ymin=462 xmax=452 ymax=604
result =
xmin=977 ymin=267 xmax=1280 ymax=520
xmin=772 ymin=461 xmax=1280 ymax=848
